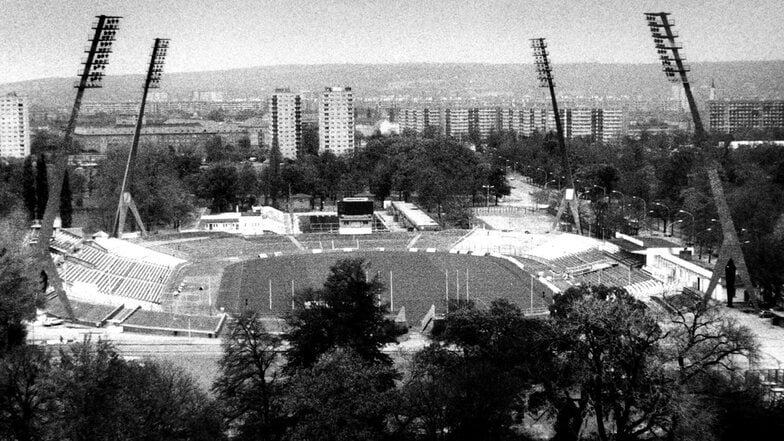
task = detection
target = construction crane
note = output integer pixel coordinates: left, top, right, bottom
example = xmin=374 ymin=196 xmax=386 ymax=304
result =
xmin=644 ymin=12 xmax=757 ymax=309
xmin=530 ymin=38 xmax=581 ymax=234
xmin=35 ymin=15 xmax=122 ymax=318
xmin=112 ymin=38 xmax=170 ymax=238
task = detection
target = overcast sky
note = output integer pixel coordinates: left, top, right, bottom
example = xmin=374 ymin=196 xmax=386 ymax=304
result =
xmin=1 ymin=0 xmax=782 ymax=84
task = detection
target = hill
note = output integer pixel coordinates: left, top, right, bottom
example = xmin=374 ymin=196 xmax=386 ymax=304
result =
xmin=2 ymin=61 xmax=783 ymax=109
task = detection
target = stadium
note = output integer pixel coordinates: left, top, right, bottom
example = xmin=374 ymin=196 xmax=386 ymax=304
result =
xmin=39 ymin=192 xmax=697 ymax=338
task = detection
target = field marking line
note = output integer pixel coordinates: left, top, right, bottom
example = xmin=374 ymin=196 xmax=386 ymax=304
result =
xmin=286 ymin=235 xmax=305 ymax=251
xmin=406 ymin=233 xmax=423 ymax=249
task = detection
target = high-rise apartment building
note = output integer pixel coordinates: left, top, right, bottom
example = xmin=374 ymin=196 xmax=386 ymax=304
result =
xmin=709 ymin=100 xmax=784 ymax=134
xmin=443 ymin=108 xmax=470 ymax=139
xmin=319 ymin=87 xmax=355 ymax=155
xmin=599 ymin=109 xmax=624 ymax=143
xmin=520 ymin=108 xmax=547 ymax=136
xmin=468 ymin=107 xmax=502 ymax=140
xmin=396 ymin=105 xmax=624 ymax=142
xmin=269 ymin=88 xmax=302 ymax=159
xmin=0 ymin=93 xmax=30 ymax=158
xmin=400 ymin=107 xmax=440 ymax=133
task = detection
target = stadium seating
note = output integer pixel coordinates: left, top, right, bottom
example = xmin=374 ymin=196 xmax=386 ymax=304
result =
xmin=51 ymin=230 xmax=83 ymax=253
xmin=59 ymin=243 xmax=179 ymax=304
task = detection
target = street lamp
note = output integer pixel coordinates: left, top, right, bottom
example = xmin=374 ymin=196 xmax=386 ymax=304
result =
xmin=650 ymin=201 xmax=670 ymax=233
xmin=535 ymin=167 xmax=547 ymax=186
xmin=677 ymin=209 xmax=695 ymax=244
xmin=630 ymin=196 xmax=646 ymax=225
xmin=670 ymin=219 xmax=684 ymax=237
xmin=611 ymin=190 xmax=626 ymax=217
xmin=544 ymin=180 xmax=558 ymax=191
xmin=592 ymin=185 xmax=607 ymax=201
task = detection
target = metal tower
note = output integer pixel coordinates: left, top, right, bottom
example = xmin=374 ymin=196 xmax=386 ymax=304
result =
xmin=644 ymin=12 xmax=757 ymax=309
xmin=530 ymin=38 xmax=581 ymax=234
xmin=112 ymin=38 xmax=170 ymax=238
xmin=36 ymin=15 xmax=121 ymax=318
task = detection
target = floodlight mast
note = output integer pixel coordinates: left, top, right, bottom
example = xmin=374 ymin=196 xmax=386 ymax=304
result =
xmin=530 ymin=38 xmax=581 ymax=234
xmin=113 ymin=38 xmax=170 ymax=238
xmin=643 ymin=12 xmax=756 ymax=310
xmin=36 ymin=15 xmax=121 ymax=318
xmin=645 ymin=12 xmax=705 ymax=141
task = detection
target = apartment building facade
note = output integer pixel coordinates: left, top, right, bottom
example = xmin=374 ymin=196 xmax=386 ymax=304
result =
xmin=0 ymin=93 xmax=30 ymax=158
xmin=708 ymin=100 xmax=784 ymax=134
xmin=269 ymin=88 xmax=302 ymax=159
xmin=319 ymin=87 xmax=355 ymax=155
xmin=398 ymin=105 xmax=625 ymax=143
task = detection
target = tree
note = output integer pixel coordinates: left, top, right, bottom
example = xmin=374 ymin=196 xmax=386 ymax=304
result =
xmin=283 ymin=348 xmax=397 ymax=441
xmin=196 ymin=163 xmax=239 ymax=213
xmin=60 ymin=168 xmax=72 ymax=228
xmin=0 ymin=345 xmax=52 ymax=441
xmin=117 ymin=360 xmax=224 ymax=441
xmin=90 ymin=146 xmax=196 ymax=232
xmin=659 ymin=297 xmax=759 ymax=440
xmin=30 ymin=130 xmax=60 ymax=156
xmin=0 ymin=215 xmax=40 ymax=352
xmin=34 ymin=155 xmax=47 ymax=223
xmin=206 ymin=109 xmax=226 ymax=122
xmin=22 ymin=156 xmax=36 ymax=220
xmin=205 ymin=135 xmax=233 ymax=162
xmin=236 ymin=163 xmax=259 ymax=209
xmin=399 ymin=299 xmax=553 ymax=441
xmin=301 ymin=124 xmax=319 ymax=157
xmin=488 ymin=166 xmax=511 ymax=205
xmin=69 ymin=168 xmax=88 ymax=208
xmin=237 ymin=136 xmax=253 ymax=160
xmin=47 ymin=339 xmax=128 ymax=440
xmin=49 ymin=338 xmax=223 ymax=441
xmin=285 ymin=258 xmax=403 ymax=370
xmin=549 ymin=285 xmax=670 ymax=441
xmin=213 ymin=311 xmax=285 ymax=441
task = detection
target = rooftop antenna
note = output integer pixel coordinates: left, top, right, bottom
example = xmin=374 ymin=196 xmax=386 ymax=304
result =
xmin=530 ymin=38 xmax=581 ymax=234
xmin=644 ymin=12 xmax=757 ymax=310
xmin=112 ymin=38 xmax=170 ymax=238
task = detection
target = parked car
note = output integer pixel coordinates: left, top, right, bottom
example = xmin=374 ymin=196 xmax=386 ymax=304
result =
xmin=42 ymin=317 xmax=63 ymax=327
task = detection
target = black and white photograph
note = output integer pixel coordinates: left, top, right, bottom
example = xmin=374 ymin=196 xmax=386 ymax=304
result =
xmin=2 ymin=0 xmax=784 ymax=439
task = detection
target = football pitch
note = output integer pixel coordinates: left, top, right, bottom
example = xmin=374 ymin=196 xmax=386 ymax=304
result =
xmin=218 ymin=250 xmax=553 ymax=324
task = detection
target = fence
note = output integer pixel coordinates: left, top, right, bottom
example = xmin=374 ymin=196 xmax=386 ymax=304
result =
xmin=474 ymin=206 xmax=539 ymax=216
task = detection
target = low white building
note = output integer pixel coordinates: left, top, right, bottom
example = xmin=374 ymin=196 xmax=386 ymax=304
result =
xmin=199 ymin=206 xmax=288 ymax=235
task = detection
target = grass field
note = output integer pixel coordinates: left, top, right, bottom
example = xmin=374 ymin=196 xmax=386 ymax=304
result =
xmin=218 ymin=250 xmax=554 ymax=325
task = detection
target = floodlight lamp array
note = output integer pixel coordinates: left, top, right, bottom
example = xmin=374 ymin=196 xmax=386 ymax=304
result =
xmin=82 ymin=15 xmax=122 ymax=89
xmin=530 ymin=38 xmax=554 ymax=87
xmin=644 ymin=12 xmax=686 ymax=84
xmin=148 ymin=39 xmax=170 ymax=88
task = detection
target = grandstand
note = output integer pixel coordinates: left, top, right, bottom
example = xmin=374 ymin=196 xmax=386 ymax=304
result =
xmin=55 ymin=231 xmax=185 ymax=308
xmin=388 ymin=201 xmax=440 ymax=231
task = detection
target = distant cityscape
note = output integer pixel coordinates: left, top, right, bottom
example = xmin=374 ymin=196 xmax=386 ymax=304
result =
xmin=3 ymin=79 xmax=784 ymax=161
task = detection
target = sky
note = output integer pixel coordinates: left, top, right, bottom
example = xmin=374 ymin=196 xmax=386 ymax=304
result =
xmin=1 ymin=0 xmax=783 ymax=84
